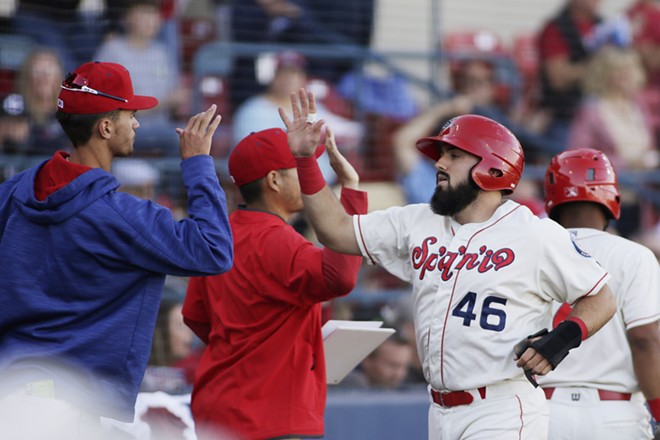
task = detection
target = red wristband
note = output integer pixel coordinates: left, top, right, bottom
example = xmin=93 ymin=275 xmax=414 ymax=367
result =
xmin=566 ymin=317 xmax=588 ymax=341
xmin=295 ymin=156 xmax=326 ymax=195
xmin=648 ymin=398 xmax=660 ymax=421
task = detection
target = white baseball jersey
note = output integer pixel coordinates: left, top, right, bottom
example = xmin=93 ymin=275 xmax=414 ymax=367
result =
xmin=353 ymin=200 xmax=610 ymax=392
xmin=538 ymin=228 xmax=660 ymax=392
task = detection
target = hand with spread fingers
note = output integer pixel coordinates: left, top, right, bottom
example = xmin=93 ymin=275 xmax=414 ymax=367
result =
xmin=176 ymin=104 xmax=222 ymax=160
xmin=325 ymin=125 xmax=359 ymax=190
xmin=278 ymin=88 xmax=325 ymax=158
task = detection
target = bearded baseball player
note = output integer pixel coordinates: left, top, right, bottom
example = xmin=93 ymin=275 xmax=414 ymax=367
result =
xmin=538 ymin=148 xmax=660 ymax=440
xmin=279 ymin=88 xmax=617 ymax=439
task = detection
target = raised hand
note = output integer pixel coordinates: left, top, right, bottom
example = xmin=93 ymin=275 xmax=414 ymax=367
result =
xmin=176 ymin=104 xmax=222 ymax=160
xmin=278 ymin=88 xmax=325 ymax=157
xmin=325 ymin=126 xmax=359 ymax=190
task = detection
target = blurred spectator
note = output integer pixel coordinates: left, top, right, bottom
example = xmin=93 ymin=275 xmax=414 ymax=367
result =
xmin=627 ymin=0 xmax=660 ymax=90
xmin=228 ymin=0 xmax=375 ymax=108
xmin=568 ymin=45 xmax=658 ymax=171
xmin=536 ymin=0 xmax=604 ymax=147
xmin=392 ymin=58 xmax=561 ymax=204
xmin=16 ymin=48 xmax=71 ymax=155
xmin=232 ymin=51 xmax=363 ymax=184
xmin=12 ymin=0 xmax=123 ymax=71
xmin=340 ymin=333 xmax=415 ymax=389
xmin=380 ymin=295 xmax=425 ymax=384
xmin=94 ymin=0 xmax=187 ymax=157
xmin=142 ymin=278 xmax=199 ymax=395
xmin=0 ymin=93 xmax=30 ymax=154
xmin=568 ymin=45 xmax=658 ymax=237
xmin=112 ymin=157 xmax=161 ymax=200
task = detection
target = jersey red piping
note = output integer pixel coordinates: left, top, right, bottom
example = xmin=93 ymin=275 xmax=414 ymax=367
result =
xmin=356 ymin=215 xmax=376 ymax=265
xmin=516 ymin=394 xmax=524 ymax=439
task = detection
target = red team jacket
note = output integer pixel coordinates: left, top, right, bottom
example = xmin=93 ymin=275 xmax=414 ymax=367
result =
xmin=183 ymin=188 xmax=367 ymax=440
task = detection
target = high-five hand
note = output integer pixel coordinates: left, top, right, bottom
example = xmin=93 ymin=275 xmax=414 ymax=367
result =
xmin=176 ymin=104 xmax=222 ymax=160
xmin=325 ymin=126 xmax=359 ymax=190
xmin=278 ymin=88 xmax=325 ymax=157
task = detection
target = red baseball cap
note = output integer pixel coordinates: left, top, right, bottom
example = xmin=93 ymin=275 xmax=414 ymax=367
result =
xmin=57 ymin=61 xmax=158 ymax=114
xmin=229 ymin=128 xmax=324 ymax=186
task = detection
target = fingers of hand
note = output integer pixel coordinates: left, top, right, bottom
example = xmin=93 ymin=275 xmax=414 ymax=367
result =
xmin=515 ymin=347 xmax=536 ymax=368
xmin=206 ymin=115 xmax=222 ymax=138
xmin=325 ymin=126 xmax=336 ymax=150
xmin=298 ymin=88 xmax=310 ymax=116
xmin=517 ymin=349 xmax=552 ymax=375
xmin=201 ymin=104 xmax=218 ymax=127
xmin=308 ymin=90 xmax=317 ymax=113
xmin=290 ymin=92 xmax=301 ymax=120
xmin=279 ymin=107 xmax=292 ymax=128
xmin=186 ymin=109 xmax=205 ymax=133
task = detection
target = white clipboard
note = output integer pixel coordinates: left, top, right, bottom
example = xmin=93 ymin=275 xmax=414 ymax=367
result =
xmin=322 ymin=320 xmax=396 ymax=385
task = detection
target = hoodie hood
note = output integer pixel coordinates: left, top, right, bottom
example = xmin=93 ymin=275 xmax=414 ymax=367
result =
xmin=12 ymin=160 xmax=120 ymax=225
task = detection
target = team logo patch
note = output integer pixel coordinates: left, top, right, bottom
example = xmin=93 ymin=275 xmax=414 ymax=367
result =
xmin=564 ymin=186 xmax=579 ymax=198
xmin=570 ymin=231 xmax=591 ymax=258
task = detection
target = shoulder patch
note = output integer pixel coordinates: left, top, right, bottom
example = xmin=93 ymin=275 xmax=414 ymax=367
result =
xmin=569 ymin=231 xmax=591 ymax=258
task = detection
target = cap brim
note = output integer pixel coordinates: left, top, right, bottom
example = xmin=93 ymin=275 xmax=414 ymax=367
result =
xmin=124 ymin=95 xmax=158 ymax=111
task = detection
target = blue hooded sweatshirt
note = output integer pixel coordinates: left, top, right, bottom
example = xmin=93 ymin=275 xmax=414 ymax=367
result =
xmin=0 ymin=154 xmax=233 ymax=421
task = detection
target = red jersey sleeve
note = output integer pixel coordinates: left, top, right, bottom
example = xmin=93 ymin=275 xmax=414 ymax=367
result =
xmin=182 ymin=277 xmax=212 ymax=343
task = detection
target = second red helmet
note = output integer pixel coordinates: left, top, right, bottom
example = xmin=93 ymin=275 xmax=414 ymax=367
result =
xmin=544 ymin=148 xmax=621 ymax=220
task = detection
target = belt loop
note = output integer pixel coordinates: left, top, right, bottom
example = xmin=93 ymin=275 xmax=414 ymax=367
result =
xmin=477 ymin=387 xmax=486 ymax=399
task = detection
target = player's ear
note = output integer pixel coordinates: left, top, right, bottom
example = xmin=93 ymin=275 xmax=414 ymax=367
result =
xmin=264 ymin=170 xmax=281 ymax=193
xmin=96 ymin=117 xmax=113 ymax=140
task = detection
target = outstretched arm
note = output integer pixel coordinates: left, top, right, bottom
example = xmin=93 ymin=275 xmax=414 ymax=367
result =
xmin=279 ymin=88 xmax=362 ymax=255
xmin=515 ymin=284 xmax=616 ymax=377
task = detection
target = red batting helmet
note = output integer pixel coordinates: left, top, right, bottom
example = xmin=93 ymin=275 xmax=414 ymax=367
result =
xmin=415 ymin=114 xmax=524 ymax=194
xmin=544 ymin=148 xmax=621 ymax=220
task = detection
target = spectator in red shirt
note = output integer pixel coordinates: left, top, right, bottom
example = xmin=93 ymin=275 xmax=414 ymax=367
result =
xmin=627 ymin=0 xmax=660 ymax=89
xmin=183 ymin=122 xmax=368 ymax=440
xmin=536 ymin=0 xmax=603 ymax=146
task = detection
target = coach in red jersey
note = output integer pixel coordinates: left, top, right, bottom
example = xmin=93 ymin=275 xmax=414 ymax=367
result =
xmin=183 ymin=124 xmax=367 ymax=440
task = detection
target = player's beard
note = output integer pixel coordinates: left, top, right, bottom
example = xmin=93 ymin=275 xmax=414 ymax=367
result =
xmin=430 ymin=175 xmax=481 ymax=216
